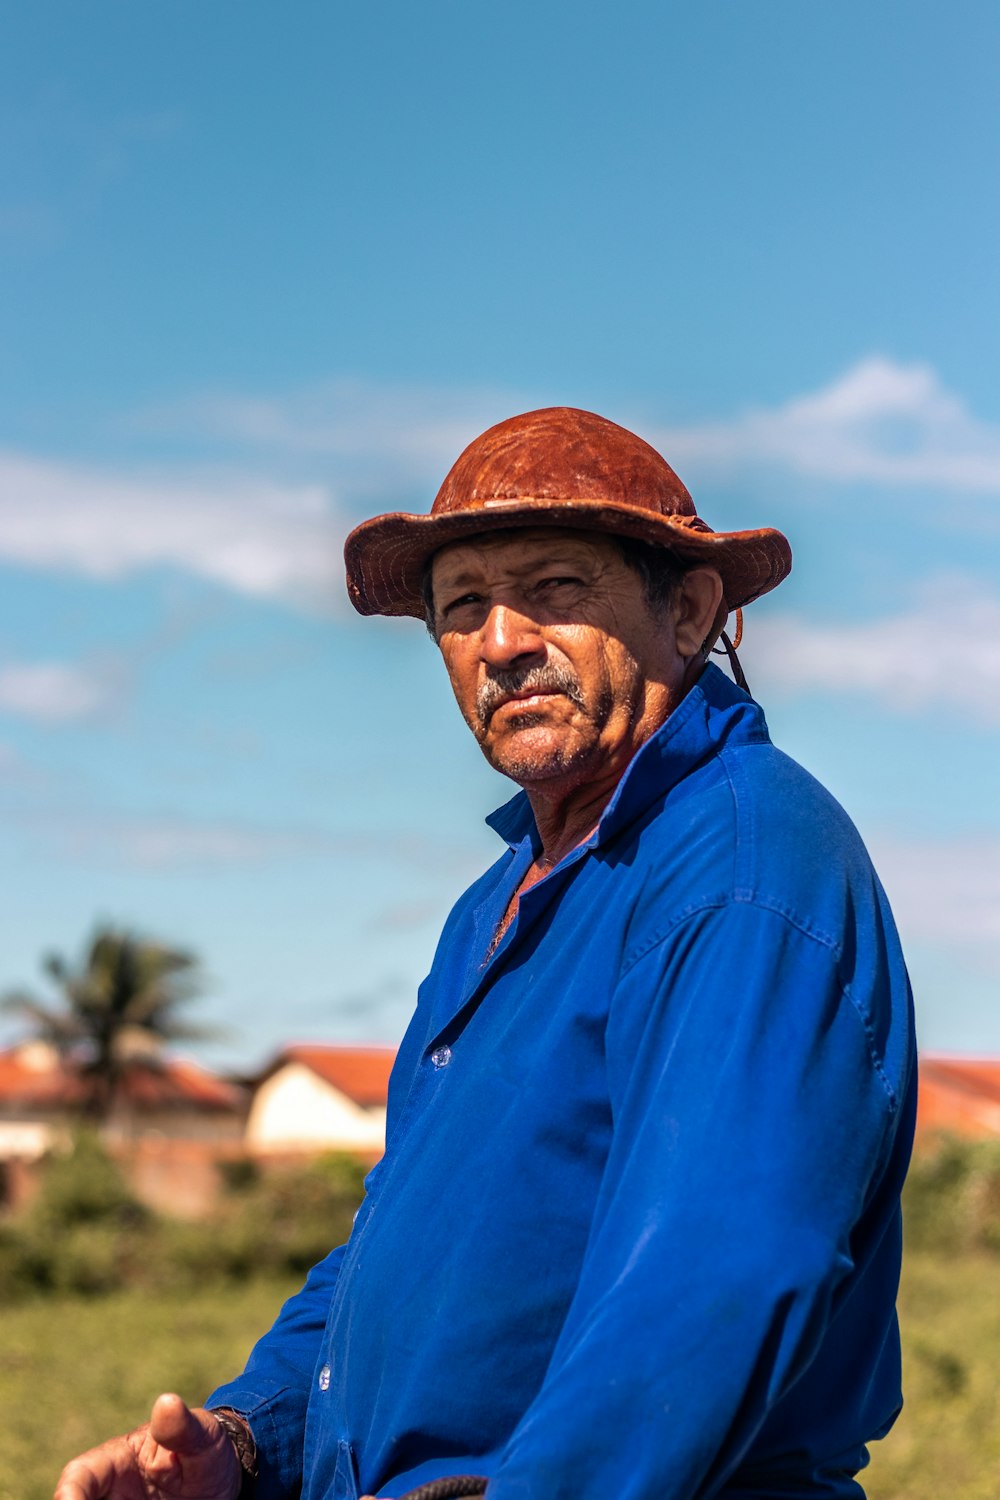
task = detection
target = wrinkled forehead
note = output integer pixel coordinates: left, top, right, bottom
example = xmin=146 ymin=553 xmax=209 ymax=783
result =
xmin=429 ymin=526 xmax=621 ymax=588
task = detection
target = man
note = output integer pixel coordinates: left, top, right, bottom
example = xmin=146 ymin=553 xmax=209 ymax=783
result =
xmin=56 ymin=407 xmax=916 ymax=1500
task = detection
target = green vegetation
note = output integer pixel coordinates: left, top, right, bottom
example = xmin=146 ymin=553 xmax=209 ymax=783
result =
xmin=0 ymin=1134 xmax=366 ymax=1301
xmin=0 ymin=1135 xmax=997 ymax=1498
xmin=866 ymin=1251 xmax=1000 ymax=1500
xmin=901 ymin=1134 xmax=1000 ymax=1255
xmin=0 ymin=1275 xmax=301 ymax=1500
xmin=1 ymin=1251 xmax=995 ymax=1500
xmin=859 ymin=1138 xmax=1000 ymax=1498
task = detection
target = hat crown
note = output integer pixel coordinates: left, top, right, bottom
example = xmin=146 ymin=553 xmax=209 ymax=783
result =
xmin=431 ymin=406 xmax=696 ymax=520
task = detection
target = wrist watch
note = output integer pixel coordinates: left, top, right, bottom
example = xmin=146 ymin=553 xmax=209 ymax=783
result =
xmin=211 ymin=1408 xmax=258 ymax=1498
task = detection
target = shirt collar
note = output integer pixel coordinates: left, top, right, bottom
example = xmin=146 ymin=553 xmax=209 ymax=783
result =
xmin=484 ymin=664 xmax=769 ymax=853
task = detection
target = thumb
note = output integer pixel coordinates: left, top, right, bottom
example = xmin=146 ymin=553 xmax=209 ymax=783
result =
xmin=148 ymin=1393 xmax=217 ymax=1456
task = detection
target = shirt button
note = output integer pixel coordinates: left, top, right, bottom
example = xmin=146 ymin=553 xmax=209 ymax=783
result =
xmin=318 ymin=1364 xmax=331 ymax=1391
xmin=430 ymin=1046 xmax=452 ymax=1069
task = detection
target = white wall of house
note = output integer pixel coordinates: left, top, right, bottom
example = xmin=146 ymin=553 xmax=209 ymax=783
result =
xmin=245 ymin=1062 xmax=387 ymax=1155
xmin=0 ymin=1120 xmax=56 ymax=1161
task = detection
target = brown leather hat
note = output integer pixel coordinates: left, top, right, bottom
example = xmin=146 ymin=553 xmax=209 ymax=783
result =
xmin=344 ymin=406 xmax=791 ymax=617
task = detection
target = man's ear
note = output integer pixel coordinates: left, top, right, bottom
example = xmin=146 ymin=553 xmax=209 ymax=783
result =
xmin=673 ymin=568 xmax=725 ymax=659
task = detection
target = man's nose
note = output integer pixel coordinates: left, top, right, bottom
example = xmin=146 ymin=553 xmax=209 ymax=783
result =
xmin=479 ymin=603 xmax=546 ymax=668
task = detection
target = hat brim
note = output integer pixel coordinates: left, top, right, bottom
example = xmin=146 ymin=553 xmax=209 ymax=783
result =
xmin=344 ymin=497 xmax=792 ymax=617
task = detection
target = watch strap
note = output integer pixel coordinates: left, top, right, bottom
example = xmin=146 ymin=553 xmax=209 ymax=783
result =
xmin=211 ymin=1407 xmax=258 ymax=1498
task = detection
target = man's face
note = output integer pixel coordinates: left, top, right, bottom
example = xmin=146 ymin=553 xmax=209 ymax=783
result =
xmin=430 ymin=528 xmax=691 ymax=792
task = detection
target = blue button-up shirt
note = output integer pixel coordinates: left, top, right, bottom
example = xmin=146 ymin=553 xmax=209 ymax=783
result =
xmin=209 ymin=665 xmax=916 ymax=1500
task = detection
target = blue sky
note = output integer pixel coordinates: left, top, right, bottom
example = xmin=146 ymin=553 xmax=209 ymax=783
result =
xmin=1 ymin=2 xmax=998 ymax=1068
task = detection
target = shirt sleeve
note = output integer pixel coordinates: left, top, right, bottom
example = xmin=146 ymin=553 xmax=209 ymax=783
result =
xmin=203 ymin=1003 xmax=432 ymax=1497
xmin=206 ymin=1242 xmax=347 ymax=1498
xmin=486 ymin=899 xmax=901 ymax=1500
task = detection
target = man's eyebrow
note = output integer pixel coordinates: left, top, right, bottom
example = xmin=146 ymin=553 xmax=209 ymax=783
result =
xmin=509 ymin=555 xmax=603 ymax=585
xmin=436 ymin=552 xmax=597 ymax=591
xmin=433 ymin=566 xmax=486 ymax=593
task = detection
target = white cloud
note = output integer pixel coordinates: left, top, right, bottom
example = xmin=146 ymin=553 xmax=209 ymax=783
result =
xmin=133 ymin=377 xmax=523 ymax=494
xmin=25 ymin=812 xmax=349 ymax=868
xmin=0 ymin=451 xmax=345 ymax=607
xmin=655 ymin=356 xmax=1000 ymax=492
xmin=0 ymin=741 xmax=24 ymax=770
xmin=0 ymin=660 xmax=121 ymax=724
xmin=3 ymin=359 xmax=998 ymax=615
xmin=137 ymin=358 xmax=1000 ymax=499
xmin=749 ymin=581 xmax=1000 ymax=724
xmin=99 ymin=819 xmax=336 ymax=869
xmin=17 ymin=809 xmax=474 ymax=871
xmin=870 ymin=834 xmax=1000 ymax=960
xmin=0 ymin=381 xmax=522 ymax=610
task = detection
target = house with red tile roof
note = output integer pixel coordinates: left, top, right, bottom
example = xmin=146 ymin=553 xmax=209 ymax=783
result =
xmin=916 ymin=1055 xmax=1000 ymax=1141
xmin=0 ymin=1040 xmax=247 ymax=1214
xmin=244 ymin=1044 xmax=395 ymax=1160
xmin=0 ymin=1039 xmax=244 ymax=1140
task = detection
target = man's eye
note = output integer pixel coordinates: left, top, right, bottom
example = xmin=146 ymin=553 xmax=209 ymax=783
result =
xmin=535 ymin=576 xmax=583 ymax=594
xmin=441 ymin=593 xmax=484 ymax=617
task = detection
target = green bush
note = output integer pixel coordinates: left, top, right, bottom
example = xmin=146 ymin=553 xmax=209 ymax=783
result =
xmin=161 ymin=1153 xmax=366 ymax=1281
xmin=40 ymin=1223 xmax=130 ymax=1296
xmin=0 ymin=1133 xmax=151 ymax=1298
xmin=902 ymin=1136 xmax=1000 ymax=1254
xmin=5 ymin=1132 xmax=999 ymax=1303
xmin=0 ymin=1142 xmax=367 ymax=1301
xmin=30 ymin=1130 xmax=147 ymax=1230
xmin=0 ymin=1221 xmax=43 ymax=1301
xmin=217 ymin=1155 xmax=261 ymax=1194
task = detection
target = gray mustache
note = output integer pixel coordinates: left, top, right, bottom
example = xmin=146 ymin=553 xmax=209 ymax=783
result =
xmin=477 ymin=665 xmax=585 ymax=727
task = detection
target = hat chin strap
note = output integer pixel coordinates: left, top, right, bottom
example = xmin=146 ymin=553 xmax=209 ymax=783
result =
xmin=706 ymin=606 xmax=750 ymax=695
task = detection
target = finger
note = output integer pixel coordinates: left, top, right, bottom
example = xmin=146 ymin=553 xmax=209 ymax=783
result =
xmin=53 ymin=1472 xmax=92 ymax=1500
xmin=54 ymin=1453 xmax=119 ymax=1500
xmin=148 ymin=1393 xmax=213 ymax=1457
xmin=53 ymin=1480 xmax=91 ymax=1500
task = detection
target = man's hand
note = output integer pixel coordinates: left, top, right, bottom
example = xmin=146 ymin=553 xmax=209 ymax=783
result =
xmin=54 ymin=1393 xmax=242 ymax=1500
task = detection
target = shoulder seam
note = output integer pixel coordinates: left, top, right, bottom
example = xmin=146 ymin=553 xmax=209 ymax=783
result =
xmin=718 ymin=747 xmax=749 ymax=897
xmin=620 ymin=891 xmax=842 ymax=974
xmin=620 ymin=897 xmax=898 ymax=1112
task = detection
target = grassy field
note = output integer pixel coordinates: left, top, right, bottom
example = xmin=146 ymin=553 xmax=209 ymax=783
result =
xmin=865 ymin=1251 xmax=1000 ymax=1500
xmin=1 ymin=1254 xmax=997 ymax=1500
xmin=0 ymin=1275 xmax=300 ymax=1500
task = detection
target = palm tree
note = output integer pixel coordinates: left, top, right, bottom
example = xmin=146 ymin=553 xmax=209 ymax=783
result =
xmin=1 ymin=926 xmax=214 ymax=1120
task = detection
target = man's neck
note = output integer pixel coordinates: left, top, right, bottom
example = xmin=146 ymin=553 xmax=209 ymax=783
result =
xmin=518 ymin=662 xmax=706 ymax=869
xmin=524 ymin=757 xmax=634 ymax=869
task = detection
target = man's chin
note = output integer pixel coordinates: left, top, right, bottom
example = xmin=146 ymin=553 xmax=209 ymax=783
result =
xmin=483 ymin=728 xmax=593 ymax=785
